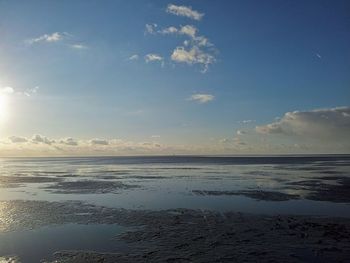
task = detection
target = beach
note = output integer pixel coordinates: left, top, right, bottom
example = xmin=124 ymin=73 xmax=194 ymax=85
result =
xmin=0 ymin=156 xmax=349 ymax=262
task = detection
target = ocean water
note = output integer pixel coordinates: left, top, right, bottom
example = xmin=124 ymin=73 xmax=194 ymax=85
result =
xmin=1 ymin=155 xmax=349 ymax=216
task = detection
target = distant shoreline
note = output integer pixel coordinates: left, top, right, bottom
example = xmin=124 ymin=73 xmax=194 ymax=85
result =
xmin=1 ymin=153 xmax=350 ymax=159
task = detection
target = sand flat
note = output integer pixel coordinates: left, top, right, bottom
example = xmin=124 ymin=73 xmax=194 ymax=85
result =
xmin=0 ymin=200 xmax=349 ymax=262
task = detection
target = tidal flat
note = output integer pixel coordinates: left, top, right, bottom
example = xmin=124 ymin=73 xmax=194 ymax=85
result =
xmin=0 ymin=156 xmax=349 ymax=262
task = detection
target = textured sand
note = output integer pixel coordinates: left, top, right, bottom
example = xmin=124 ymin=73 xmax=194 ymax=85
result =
xmin=0 ymin=200 xmax=349 ymax=262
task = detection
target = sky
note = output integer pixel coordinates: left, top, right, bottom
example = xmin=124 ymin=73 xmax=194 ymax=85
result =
xmin=0 ymin=0 xmax=349 ymax=156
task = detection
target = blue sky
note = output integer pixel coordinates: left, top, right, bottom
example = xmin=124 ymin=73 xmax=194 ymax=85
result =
xmin=0 ymin=0 xmax=349 ymax=156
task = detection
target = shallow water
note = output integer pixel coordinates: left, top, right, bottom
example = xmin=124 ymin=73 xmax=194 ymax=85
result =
xmin=0 ymin=224 xmax=127 ymax=263
xmin=0 ymin=155 xmax=349 ymax=216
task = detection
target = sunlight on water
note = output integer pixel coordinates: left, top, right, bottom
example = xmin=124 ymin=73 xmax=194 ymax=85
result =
xmin=0 ymin=156 xmax=349 ymax=216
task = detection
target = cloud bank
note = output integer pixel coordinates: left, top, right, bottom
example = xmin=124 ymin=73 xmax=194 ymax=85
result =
xmin=31 ymin=134 xmax=55 ymax=145
xmin=256 ymin=106 xmax=350 ymax=140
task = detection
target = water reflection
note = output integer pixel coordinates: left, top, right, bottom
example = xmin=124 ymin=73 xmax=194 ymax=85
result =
xmin=0 ymin=156 xmax=349 ymax=216
xmin=0 ymin=224 xmax=127 ymax=263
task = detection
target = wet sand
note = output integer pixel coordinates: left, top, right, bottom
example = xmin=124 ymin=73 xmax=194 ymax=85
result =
xmin=0 ymin=200 xmax=349 ymax=262
xmin=192 ymin=190 xmax=300 ymax=201
xmin=1 ymin=156 xmax=350 ymax=262
xmin=43 ymin=180 xmax=139 ymax=194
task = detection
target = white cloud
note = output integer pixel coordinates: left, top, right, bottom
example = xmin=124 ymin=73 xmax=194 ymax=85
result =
xmin=194 ymin=36 xmax=212 ymax=47
xmin=145 ymin=23 xmax=158 ymax=34
xmin=256 ymin=106 xmax=350 ymax=140
xmin=239 ymin=120 xmax=255 ymax=124
xmin=1 ymin=129 xmax=348 ymax=156
xmin=171 ymin=46 xmax=215 ymax=72
xmin=59 ymin=138 xmax=78 ymax=146
xmin=90 ymin=138 xmax=109 ymax=145
xmin=70 ymin=44 xmax=88 ymax=50
xmin=0 ymin=86 xmax=39 ymax=97
xmin=128 ymin=54 xmax=139 ymax=60
xmin=179 ymin=25 xmax=197 ymax=38
xmin=143 ymin=5 xmax=215 ymax=72
xmin=144 ymin=53 xmax=163 ymax=63
xmin=188 ymin=93 xmax=214 ymax=104
xmin=26 ymin=32 xmax=69 ymax=44
xmin=151 ymin=135 xmax=161 ymax=138
xmin=159 ymin=26 xmax=178 ymax=34
xmin=31 ymin=134 xmax=55 ymax=145
xmin=0 ymin=87 xmax=14 ymax=94
xmin=157 ymin=25 xmax=212 ymax=47
xmin=166 ymin=4 xmax=204 ymax=21
xmin=22 ymin=86 xmax=39 ymax=97
xmin=9 ymin=136 xmax=28 ymax=143
xmin=27 ymin=33 xmax=88 ymax=51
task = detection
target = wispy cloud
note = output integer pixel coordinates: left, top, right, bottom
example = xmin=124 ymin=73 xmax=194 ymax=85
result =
xmin=239 ymin=120 xmax=255 ymax=124
xmin=144 ymin=53 xmax=163 ymax=63
xmin=26 ymin=32 xmax=69 ymax=44
xmin=70 ymin=44 xmax=88 ymax=50
xmin=159 ymin=26 xmax=178 ymax=34
xmin=0 ymin=86 xmax=39 ymax=97
xmin=188 ymin=93 xmax=214 ymax=103
xmin=22 ymin=86 xmax=39 ymax=97
xmin=128 ymin=54 xmax=139 ymax=61
xmin=166 ymin=4 xmax=204 ymax=21
xmin=145 ymin=23 xmax=158 ymax=34
xmin=26 ymin=32 xmax=88 ymax=52
xmin=157 ymin=25 xmax=211 ymax=47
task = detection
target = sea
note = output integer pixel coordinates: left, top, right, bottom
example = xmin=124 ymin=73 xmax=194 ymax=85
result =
xmin=0 ymin=155 xmax=349 ymax=216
